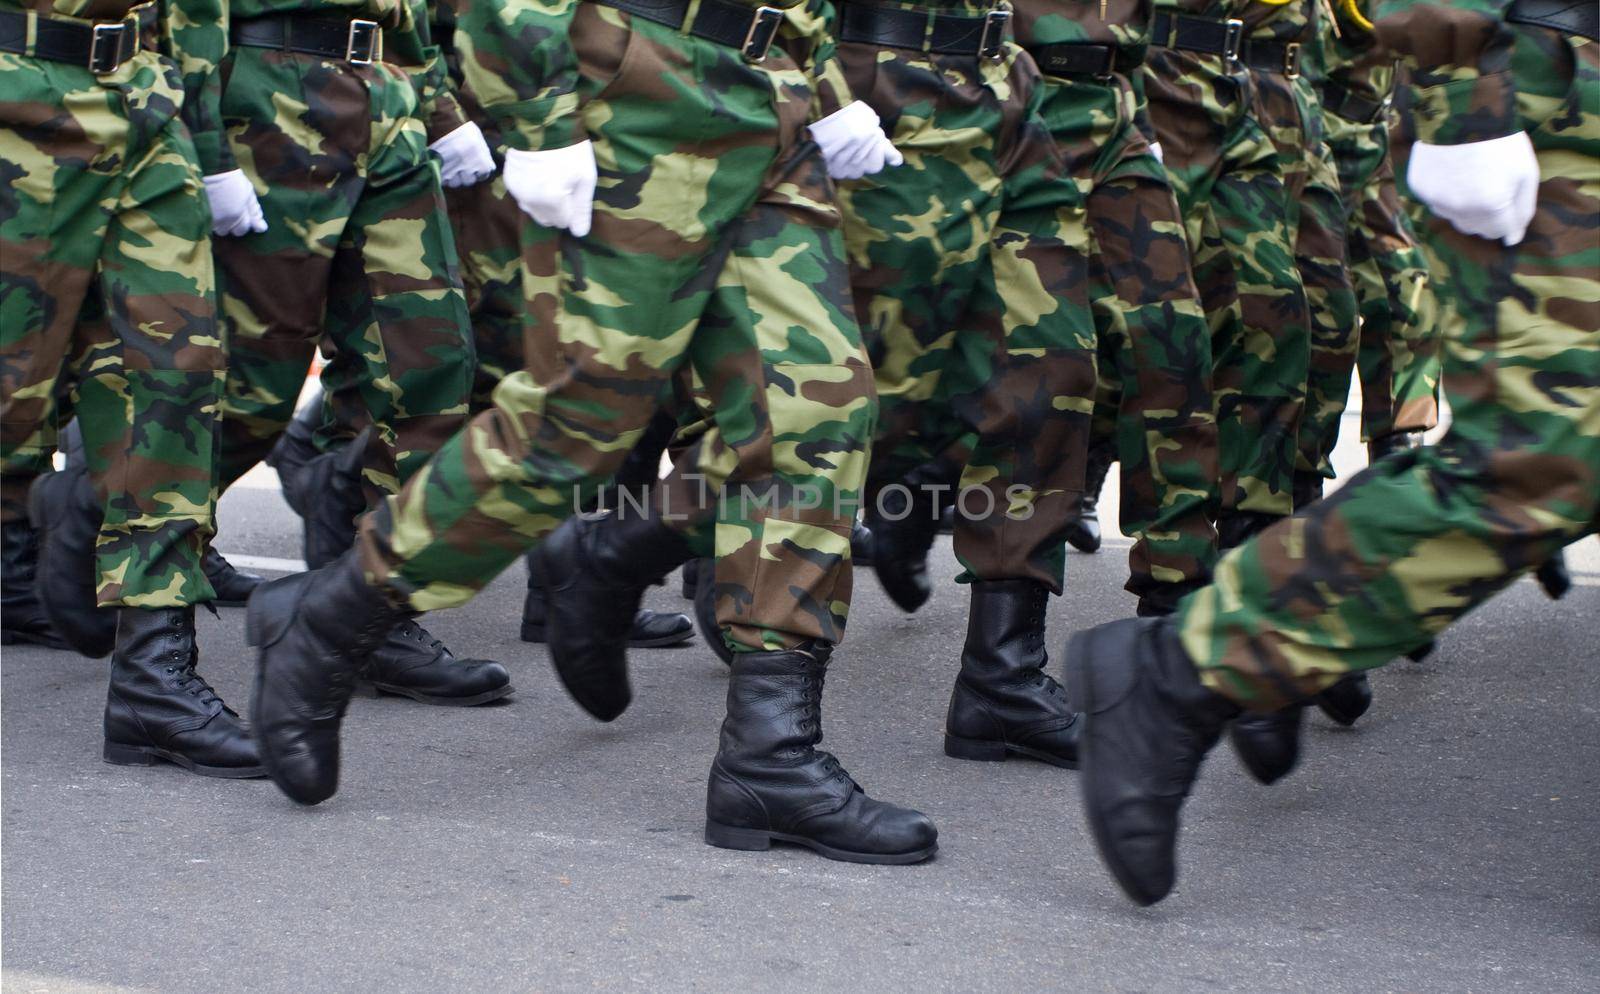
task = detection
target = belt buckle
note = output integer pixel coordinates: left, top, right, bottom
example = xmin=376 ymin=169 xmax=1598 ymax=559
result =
xmin=88 ymin=23 xmax=127 ymax=75
xmin=979 ymin=9 xmax=1011 ymax=62
xmin=346 ymin=19 xmax=380 ymax=65
xmin=1096 ymin=44 xmax=1118 ymax=80
xmin=1283 ymin=41 xmax=1301 ymax=79
xmin=742 ymin=6 xmax=783 ymax=63
xmin=1222 ymin=18 xmax=1243 ymax=65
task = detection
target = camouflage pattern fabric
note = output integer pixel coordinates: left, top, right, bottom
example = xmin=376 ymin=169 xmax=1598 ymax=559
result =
xmin=835 ymin=18 xmax=1098 ymax=593
xmin=357 ymin=5 xmax=875 ymax=655
xmin=1144 ymin=12 xmax=1312 ymax=527
xmin=1316 ymin=5 xmax=1441 ymax=445
xmin=0 ymin=18 xmax=222 ymax=606
xmin=1177 ymin=11 xmax=1600 ymax=708
xmin=430 ymin=1 xmax=525 ymax=412
xmin=212 ymin=33 xmax=475 ymax=504
xmin=1251 ymin=65 xmax=1361 ymax=487
xmin=1015 ymin=0 xmax=1220 ymax=603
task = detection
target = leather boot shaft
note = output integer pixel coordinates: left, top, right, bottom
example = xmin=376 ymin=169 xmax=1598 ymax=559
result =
xmin=103 ymin=606 xmax=263 ymax=778
xmin=945 ymin=579 xmax=1080 ymax=767
xmin=705 ymin=645 xmax=938 ymax=865
xmin=28 ymin=466 xmax=116 ymax=657
xmin=247 ymin=549 xmax=408 ymax=804
xmin=1 ymin=518 xmax=68 ymax=649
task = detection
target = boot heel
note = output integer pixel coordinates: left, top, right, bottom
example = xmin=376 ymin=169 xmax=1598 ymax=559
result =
xmin=103 ymin=741 xmax=158 ymax=766
xmin=943 ymin=733 xmax=1007 ymax=762
xmin=704 ymin=821 xmax=772 ymax=852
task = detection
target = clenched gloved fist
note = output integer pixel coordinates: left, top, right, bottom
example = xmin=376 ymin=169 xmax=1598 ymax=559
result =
xmin=1407 ymin=132 xmax=1540 ymax=246
xmin=503 ymin=141 xmax=598 ymax=237
xmin=1149 ymin=141 xmax=1164 ymax=165
xmin=202 ymin=169 xmax=267 ymax=237
xmin=430 ymin=121 xmax=497 ymax=188
xmin=808 ymin=101 xmax=903 ymax=181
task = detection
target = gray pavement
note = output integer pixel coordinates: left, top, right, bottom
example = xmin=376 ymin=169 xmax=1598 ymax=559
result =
xmin=4 ymin=450 xmax=1598 ymax=992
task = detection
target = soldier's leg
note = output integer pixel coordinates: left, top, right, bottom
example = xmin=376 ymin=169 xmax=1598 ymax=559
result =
xmin=1081 ymin=103 xmax=1219 ymax=616
xmin=1292 ymin=142 xmax=1362 ymax=504
xmin=5 ymin=47 xmax=259 ymax=777
xmin=1353 ymin=163 xmax=1441 ymax=455
xmin=446 ymin=175 xmax=525 ymax=413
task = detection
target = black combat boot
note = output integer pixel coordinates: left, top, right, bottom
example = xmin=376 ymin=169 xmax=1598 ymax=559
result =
xmin=694 ymin=556 xmax=734 ymax=667
xmin=263 ymin=393 xmax=323 ymax=519
xmin=866 ymin=483 xmax=940 ymax=613
xmin=203 ymin=548 xmax=265 ymax=607
xmin=1064 ymin=439 xmax=1114 ymax=554
xmin=1063 ymin=618 xmax=1241 ymax=905
xmin=298 ymin=429 xmax=371 ymax=570
xmin=1366 ymin=430 xmax=1416 ymax=464
xmin=679 ymin=557 xmax=702 ymax=600
xmin=522 ymin=549 xmax=693 ymax=648
xmin=528 ymin=507 xmax=694 ymax=721
xmin=103 ymin=607 xmax=265 ymax=778
xmin=1217 ymin=510 xmax=1283 ymax=551
xmin=849 ymin=519 xmax=874 ymax=567
xmin=28 ymin=466 xmax=116 ymax=657
xmin=1292 ymin=471 xmax=1325 ymax=510
xmin=1228 ymin=707 xmax=1305 ymax=785
xmin=247 ymin=549 xmax=408 ymax=804
xmin=1135 ymin=580 xmax=1206 ymax=620
xmin=944 ymin=579 xmax=1080 ymax=768
xmin=1 ymin=518 xmax=70 ymax=649
xmin=1535 ymin=550 xmax=1572 ymax=601
xmin=361 ymin=618 xmax=513 ymax=706
xmin=1315 ymin=673 xmax=1373 ymax=726
xmin=705 ymin=644 xmax=938 ymax=864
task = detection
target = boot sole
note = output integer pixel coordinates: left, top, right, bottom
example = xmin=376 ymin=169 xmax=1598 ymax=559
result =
xmin=943 ymin=733 xmax=1078 ymax=770
xmin=519 ymin=623 xmax=693 ymax=649
xmin=1064 ymin=629 xmax=1161 ymax=907
xmin=103 ymin=741 xmax=266 ymax=779
xmin=360 ymin=681 xmax=515 ymax=708
xmin=704 ymin=821 xmax=937 ymax=866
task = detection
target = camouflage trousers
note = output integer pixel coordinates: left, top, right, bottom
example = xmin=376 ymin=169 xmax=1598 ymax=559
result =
xmin=1253 ymin=70 xmax=1360 ymax=487
xmin=839 ymin=40 xmax=1098 ymax=592
xmin=1039 ymin=70 xmax=1218 ymax=602
xmin=213 ymin=45 xmax=474 ymax=504
xmin=357 ymin=12 xmax=873 ymax=653
xmin=1177 ymin=37 xmax=1600 ymax=708
xmin=1327 ymin=109 xmax=1441 ymax=446
xmin=444 ymin=172 xmax=524 ymax=413
xmin=1145 ymin=48 xmax=1311 ymax=524
xmin=0 ymin=48 xmax=222 ymax=607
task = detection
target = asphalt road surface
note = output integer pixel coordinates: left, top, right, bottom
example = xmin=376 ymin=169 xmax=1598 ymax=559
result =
xmin=4 ymin=412 xmax=1598 ymax=993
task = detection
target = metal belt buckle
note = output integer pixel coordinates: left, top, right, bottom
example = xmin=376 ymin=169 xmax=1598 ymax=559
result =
xmin=1283 ymin=41 xmax=1301 ymax=79
xmin=979 ymin=9 xmax=1011 ymax=61
xmin=88 ymin=23 xmax=127 ymax=75
xmin=1222 ymin=18 xmax=1243 ymax=65
xmin=742 ymin=6 xmax=783 ymax=63
xmin=346 ymin=19 xmax=380 ymax=65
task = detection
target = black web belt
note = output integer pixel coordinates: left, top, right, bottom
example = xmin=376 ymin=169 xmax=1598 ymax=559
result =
xmin=1239 ymin=37 xmax=1303 ymax=77
xmin=594 ymin=0 xmax=786 ymax=62
xmin=232 ymin=15 xmax=385 ymax=64
xmin=1507 ymin=0 xmax=1599 ymax=42
xmin=0 ymin=3 xmax=157 ymax=75
xmin=1150 ymin=10 xmax=1243 ymax=62
xmin=835 ymin=2 xmax=1012 ymax=60
xmin=1320 ymin=80 xmax=1389 ymax=123
xmin=1027 ymin=41 xmax=1118 ymax=79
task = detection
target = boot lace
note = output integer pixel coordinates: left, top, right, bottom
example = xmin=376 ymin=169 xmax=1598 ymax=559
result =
xmin=394 ymin=618 xmax=442 ymax=652
xmin=166 ymin=658 xmax=223 ymax=710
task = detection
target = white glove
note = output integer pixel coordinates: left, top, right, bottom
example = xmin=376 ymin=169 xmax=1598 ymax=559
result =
xmin=1407 ymin=133 xmax=1540 ymax=246
xmin=1149 ymin=141 xmax=1164 ymax=165
xmin=202 ymin=169 xmax=267 ymax=237
xmin=503 ymin=141 xmax=597 ymax=237
xmin=430 ymin=121 xmax=497 ymax=188
xmin=808 ymin=101 xmax=903 ymax=181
